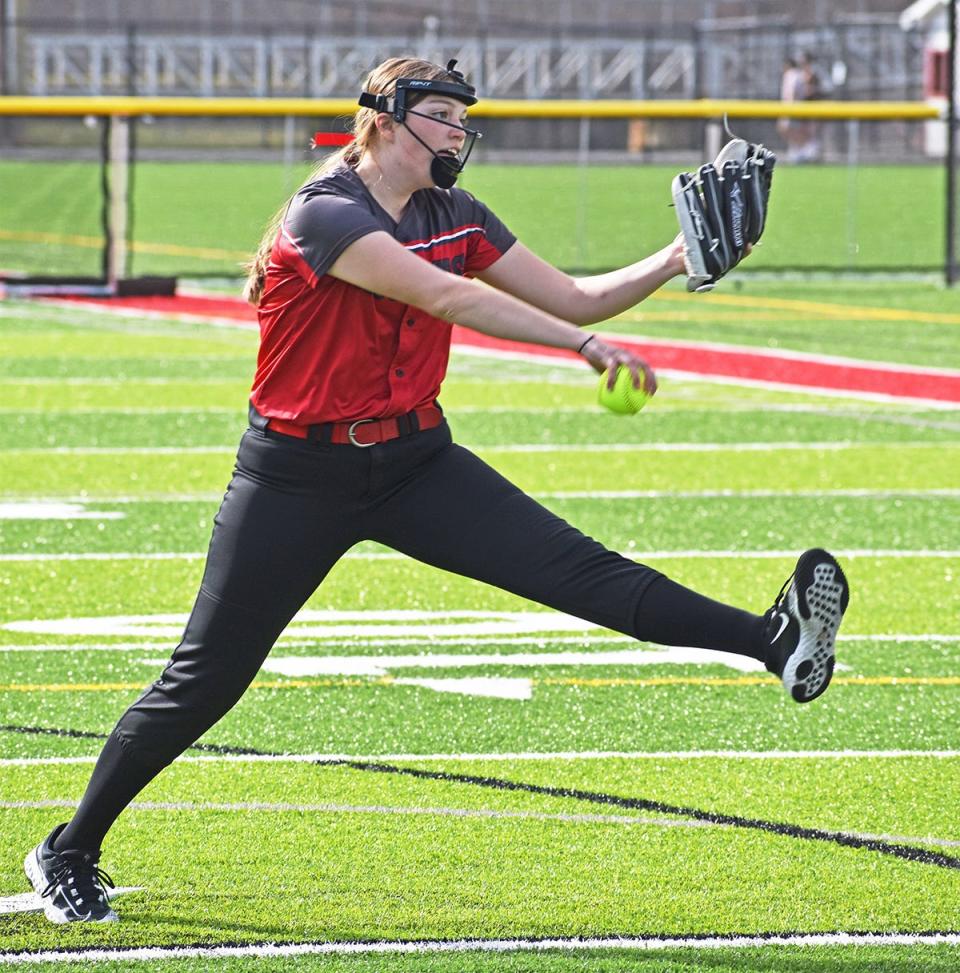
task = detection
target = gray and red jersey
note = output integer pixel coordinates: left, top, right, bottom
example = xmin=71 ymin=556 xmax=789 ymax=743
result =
xmin=251 ymin=165 xmax=516 ymax=424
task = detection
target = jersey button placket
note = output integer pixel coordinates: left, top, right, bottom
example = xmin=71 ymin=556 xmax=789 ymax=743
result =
xmin=395 ymin=315 xmax=416 ymax=379
xmin=387 ymin=311 xmax=415 ymax=406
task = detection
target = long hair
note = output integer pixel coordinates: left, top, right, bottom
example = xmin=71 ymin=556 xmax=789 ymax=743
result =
xmin=242 ymin=57 xmax=454 ymax=306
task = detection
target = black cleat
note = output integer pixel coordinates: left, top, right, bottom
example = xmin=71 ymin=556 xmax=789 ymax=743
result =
xmin=24 ymin=823 xmax=118 ymax=923
xmin=762 ymin=548 xmax=850 ymax=703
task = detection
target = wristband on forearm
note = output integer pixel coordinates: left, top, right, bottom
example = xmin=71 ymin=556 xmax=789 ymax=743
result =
xmin=577 ymin=334 xmax=596 ymax=354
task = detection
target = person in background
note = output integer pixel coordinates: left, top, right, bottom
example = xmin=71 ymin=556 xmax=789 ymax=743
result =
xmin=797 ymin=51 xmax=824 ymax=162
xmin=780 ymin=52 xmax=824 ymax=163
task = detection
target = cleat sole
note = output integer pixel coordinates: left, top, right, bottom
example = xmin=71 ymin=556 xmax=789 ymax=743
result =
xmin=782 ymin=550 xmax=849 ymax=703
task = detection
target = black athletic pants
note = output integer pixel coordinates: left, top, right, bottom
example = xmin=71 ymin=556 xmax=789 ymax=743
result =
xmin=57 ymin=420 xmax=765 ymax=852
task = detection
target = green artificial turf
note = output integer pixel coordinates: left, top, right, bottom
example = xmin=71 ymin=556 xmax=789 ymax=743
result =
xmin=1 ymin=282 xmax=959 ymax=968
xmin=2 ymin=757 xmax=959 ymax=951
xmin=0 ymin=161 xmax=949 ymax=277
xmin=3 ymin=408 xmax=960 ymax=450
xmin=0 ymin=493 xmax=957 ymax=556
xmin=1 ymin=946 xmax=957 ymax=973
xmin=1 ymin=947 xmax=958 ymax=973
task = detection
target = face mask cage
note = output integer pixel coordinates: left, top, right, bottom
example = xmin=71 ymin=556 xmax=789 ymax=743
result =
xmin=357 ymin=60 xmax=483 ymax=187
xmin=398 ymin=106 xmax=482 ymax=179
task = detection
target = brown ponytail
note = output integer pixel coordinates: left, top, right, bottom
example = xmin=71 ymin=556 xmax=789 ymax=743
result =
xmin=242 ymin=57 xmax=454 ymax=306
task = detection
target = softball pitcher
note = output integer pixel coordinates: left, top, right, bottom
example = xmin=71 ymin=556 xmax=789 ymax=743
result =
xmin=25 ymin=56 xmax=849 ymax=923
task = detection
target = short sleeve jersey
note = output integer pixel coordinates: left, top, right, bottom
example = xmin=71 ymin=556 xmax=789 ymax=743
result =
xmin=250 ymin=165 xmax=516 ymax=424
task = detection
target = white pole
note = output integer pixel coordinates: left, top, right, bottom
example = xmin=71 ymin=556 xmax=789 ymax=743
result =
xmin=846 ymin=118 xmax=859 ymax=272
xmin=106 ymin=114 xmax=130 ymax=289
xmin=576 ymin=115 xmax=591 ymax=273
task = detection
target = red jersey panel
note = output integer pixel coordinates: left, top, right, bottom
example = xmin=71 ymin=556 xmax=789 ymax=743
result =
xmin=250 ymin=166 xmax=516 ymax=424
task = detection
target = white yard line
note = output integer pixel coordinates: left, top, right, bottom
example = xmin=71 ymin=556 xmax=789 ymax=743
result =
xmin=2 ymin=636 xmax=639 ymax=652
xmin=0 ymin=408 xmax=240 ymax=415
xmin=0 ymin=643 xmax=180 ymax=652
xmin=14 ymin=294 xmax=960 ymax=375
xmin=0 ymin=404 xmax=954 ymax=420
xmin=0 ymin=932 xmax=957 ymax=963
xmin=841 ymin=633 xmax=960 ymax=641
xmin=540 ymin=489 xmax=960 ymax=499
xmin=477 ymin=441 xmax=957 ymax=452
xmin=849 ymin=831 xmax=960 ymax=850
xmin=0 ymin=495 xmax=227 ymax=503
xmin=2 ymin=750 xmax=958 ymax=767
xmin=451 ymin=345 xmax=960 ymax=409
xmin=0 ymin=552 xmax=207 ymax=562
xmin=2 ymin=633 xmax=956 ymax=652
xmin=0 ymin=377 xmax=242 ymax=385
xmin=6 ymin=489 xmax=960 ymax=503
xmin=2 ymin=447 xmax=236 ymax=455
xmin=2 ymin=549 xmax=960 ymax=563
xmin=4 ymin=299 xmax=960 ymax=408
xmin=35 ymin=297 xmax=260 ymax=334
xmin=600 ymin=330 xmax=960 ymax=377
xmin=2 ymin=799 xmax=956 ymax=849
xmin=0 ymin=799 xmax=713 ymax=830
xmin=0 ymin=503 xmax=125 ymax=521
xmin=4 ymin=441 xmax=959 ymax=455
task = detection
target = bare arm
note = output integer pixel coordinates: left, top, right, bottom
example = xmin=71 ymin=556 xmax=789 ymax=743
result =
xmin=476 ymin=238 xmax=686 ymax=326
xmin=328 ymin=231 xmax=657 ymax=393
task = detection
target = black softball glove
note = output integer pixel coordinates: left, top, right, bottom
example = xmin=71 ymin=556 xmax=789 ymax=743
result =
xmin=672 ymin=138 xmax=776 ymax=293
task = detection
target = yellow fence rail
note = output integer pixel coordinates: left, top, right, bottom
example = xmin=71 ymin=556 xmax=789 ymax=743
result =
xmin=0 ymin=95 xmax=943 ymax=121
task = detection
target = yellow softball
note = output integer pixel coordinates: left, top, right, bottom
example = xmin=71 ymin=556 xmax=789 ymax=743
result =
xmin=597 ymin=365 xmax=650 ymax=415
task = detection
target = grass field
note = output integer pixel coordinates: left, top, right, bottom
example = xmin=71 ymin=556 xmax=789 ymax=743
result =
xmin=1 ymin=277 xmax=959 ymax=970
xmin=0 ymin=160 xmax=948 ymax=278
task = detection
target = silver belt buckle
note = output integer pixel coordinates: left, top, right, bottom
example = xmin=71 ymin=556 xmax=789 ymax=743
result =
xmin=347 ymin=418 xmax=376 ymax=447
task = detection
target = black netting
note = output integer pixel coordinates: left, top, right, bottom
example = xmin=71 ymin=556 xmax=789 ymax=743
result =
xmin=1 ymin=110 xmax=949 ymax=282
xmin=0 ymin=115 xmax=106 ymax=279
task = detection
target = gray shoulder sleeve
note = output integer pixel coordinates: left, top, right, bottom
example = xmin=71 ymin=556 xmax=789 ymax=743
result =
xmin=282 ymin=192 xmax=384 ymax=280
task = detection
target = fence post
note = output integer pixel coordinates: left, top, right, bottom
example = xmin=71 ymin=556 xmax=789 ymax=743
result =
xmin=104 ymin=114 xmax=131 ymax=288
xmin=846 ymin=118 xmax=859 ymax=273
xmin=947 ymin=0 xmax=958 ymax=286
xmin=575 ymin=115 xmax=591 ymax=274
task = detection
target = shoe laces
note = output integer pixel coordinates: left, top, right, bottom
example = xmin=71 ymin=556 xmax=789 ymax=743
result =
xmin=771 ymin=570 xmax=795 ymax=614
xmin=762 ymin=570 xmax=795 ymax=640
xmin=42 ymin=855 xmax=115 ymax=903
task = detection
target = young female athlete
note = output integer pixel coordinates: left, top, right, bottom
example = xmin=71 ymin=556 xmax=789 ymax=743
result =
xmin=25 ymin=57 xmax=849 ymax=923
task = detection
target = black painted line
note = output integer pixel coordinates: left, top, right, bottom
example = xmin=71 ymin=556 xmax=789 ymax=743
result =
xmin=184 ymin=740 xmax=276 ymax=756
xmin=0 ymin=723 xmax=276 ymax=757
xmin=0 ymin=724 xmax=107 ymax=742
xmin=6 ymin=723 xmax=958 ymax=871
xmin=319 ymin=759 xmax=960 ymax=871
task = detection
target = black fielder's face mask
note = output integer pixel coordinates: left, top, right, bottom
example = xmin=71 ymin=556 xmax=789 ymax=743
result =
xmin=398 ymin=106 xmax=481 ymax=189
xmin=358 ymin=60 xmax=483 ymax=189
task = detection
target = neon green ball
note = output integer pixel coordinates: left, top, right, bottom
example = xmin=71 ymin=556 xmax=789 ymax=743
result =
xmin=598 ymin=366 xmax=650 ymax=415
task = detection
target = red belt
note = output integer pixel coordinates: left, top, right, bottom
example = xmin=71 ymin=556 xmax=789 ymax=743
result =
xmin=265 ymin=404 xmax=443 ymax=447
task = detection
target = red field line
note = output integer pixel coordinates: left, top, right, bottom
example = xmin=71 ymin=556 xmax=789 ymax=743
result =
xmin=53 ymin=293 xmax=960 ymax=404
